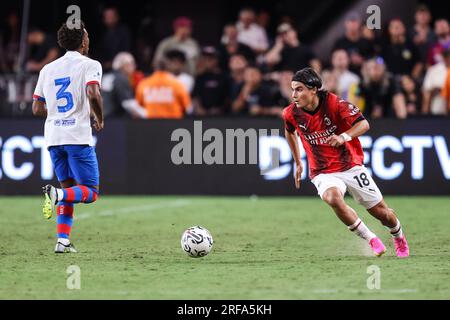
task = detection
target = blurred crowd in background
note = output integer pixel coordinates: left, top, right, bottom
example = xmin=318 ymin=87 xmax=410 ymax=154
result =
xmin=1 ymin=4 xmax=450 ymax=119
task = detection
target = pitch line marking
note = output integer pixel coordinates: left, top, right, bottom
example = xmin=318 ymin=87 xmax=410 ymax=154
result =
xmin=312 ymin=288 xmax=418 ymax=294
xmin=75 ymin=200 xmax=190 ymax=220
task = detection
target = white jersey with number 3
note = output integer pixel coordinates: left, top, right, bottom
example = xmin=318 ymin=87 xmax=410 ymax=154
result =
xmin=33 ymin=50 xmax=102 ymax=148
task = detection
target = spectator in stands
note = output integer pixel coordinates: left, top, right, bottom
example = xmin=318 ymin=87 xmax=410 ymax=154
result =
xmin=256 ymin=9 xmax=274 ymax=46
xmin=99 ymin=7 xmax=132 ymax=71
xmin=321 ymin=70 xmax=339 ymax=94
xmin=278 ymin=15 xmax=295 ymax=28
xmin=362 ymin=25 xmax=382 ymax=56
xmin=256 ymin=9 xmax=271 ymax=33
xmin=165 ymin=49 xmax=194 ymax=93
xmin=218 ymin=23 xmax=255 ymax=73
xmin=382 ymin=19 xmax=423 ymax=80
xmin=153 ymin=16 xmax=200 ymax=76
xmin=440 ymin=51 xmax=450 ymax=115
xmin=359 ymin=57 xmax=405 ymax=119
xmin=101 ymin=52 xmax=147 ymax=119
xmin=0 ymin=11 xmax=20 ymax=73
xmin=192 ymin=46 xmax=228 ymax=116
xmin=427 ymin=19 xmax=450 ymax=66
xmin=135 ymin=56 xmax=192 ymax=119
xmin=333 ymin=12 xmax=375 ymax=75
xmin=265 ymin=23 xmax=320 ymax=73
xmin=361 ymin=24 xmax=375 ymax=43
xmin=277 ymin=70 xmax=293 ymax=107
xmin=236 ymin=8 xmax=269 ymax=55
xmin=231 ymin=65 xmax=284 ymax=117
xmin=409 ymin=4 xmax=436 ymax=64
xmin=26 ymin=28 xmax=59 ymax=73
xmin=422 ymin=48 xmax=450 ymax=115
xmin=398 ymin=75 xmax=422 ymax=116
xmin=329 ymin=49 xmax=360 ymax=104
xmin=228 ymin=53 xmax=248 ymax=105
xmin=135 ymin=16 xmax=155 ymax=74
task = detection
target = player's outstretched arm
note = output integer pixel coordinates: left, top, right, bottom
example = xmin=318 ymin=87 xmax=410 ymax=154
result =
xmin=328 ymin=119 xmax=370 ymax=147
xmin=285 ymin=129 xmax=303 ymax=189
xmin=32 ymin=100 xmax=47 ymax=117
xmin=346 ymin=119 xmax=370 ymax=138
xmin=87 ymin=83 xmax=104 ymax=132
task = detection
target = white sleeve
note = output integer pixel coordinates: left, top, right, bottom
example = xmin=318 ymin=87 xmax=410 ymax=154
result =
xmin=33 ymin=68 xmax=46 ymax=102
xmin=85 ymin=60 xmax=103 ymax=87
xmin=258 ymin=28 xmax=269 ymax=51
xmin=122 ymin=99 xmax=148 ymax=118
xmin=422 ymin=69 xmax=433 ymax=91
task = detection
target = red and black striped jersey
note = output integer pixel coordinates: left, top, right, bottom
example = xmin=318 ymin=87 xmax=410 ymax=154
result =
xmin=283 ymin=91 xmax=365 ymax=179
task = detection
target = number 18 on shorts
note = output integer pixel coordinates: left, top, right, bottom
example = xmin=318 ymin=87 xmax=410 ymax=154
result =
xmin=311 ymin=165 xmax=383 ymax=210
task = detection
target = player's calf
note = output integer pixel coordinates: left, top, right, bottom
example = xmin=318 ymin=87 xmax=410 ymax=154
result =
xmin=367 ymin=200 xmax=397 ymax=228
xmin=54 ymin=185 xmax=98 ymax=204
xmin=367 ymin=201 xmax=405 ymax=238
xmin=57 ymin=202 xmax=74 ymax=239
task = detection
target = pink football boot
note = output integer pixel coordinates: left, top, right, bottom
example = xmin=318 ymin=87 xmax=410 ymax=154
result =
xmin=393 ymin=235 xmax=410 ymax=258
xmin=369 ymin=237 xmax=386 ymax=257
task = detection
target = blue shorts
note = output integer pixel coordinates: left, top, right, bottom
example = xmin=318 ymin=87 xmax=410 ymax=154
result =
xmin=49 ymin=145 xmax=100 ymax=189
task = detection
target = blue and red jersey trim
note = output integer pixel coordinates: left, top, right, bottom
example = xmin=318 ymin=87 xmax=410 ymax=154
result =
xmin=86 ymin=80 xmax=100 ymax=86
xmin=33 ymin=94 xmax=46 ymax=102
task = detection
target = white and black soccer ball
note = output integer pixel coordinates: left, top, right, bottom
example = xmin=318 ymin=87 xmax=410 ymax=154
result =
xmin=181 ymin=226 xmax=213 ymax=258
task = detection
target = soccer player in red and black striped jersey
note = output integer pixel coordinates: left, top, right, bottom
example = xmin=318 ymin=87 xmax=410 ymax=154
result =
xmin=283 ymin=68 xmax=409 ymax=257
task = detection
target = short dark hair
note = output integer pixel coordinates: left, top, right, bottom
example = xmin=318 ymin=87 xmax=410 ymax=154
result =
xmin=57 ymin=21 xmax=85 ymax=51
xmin=165 ymin=49 xmax=186 ymax=63
xmin=415 ymin=4 xmax=430 ymax=13
xmin=292 ymin=67 xmax=322 ymax=89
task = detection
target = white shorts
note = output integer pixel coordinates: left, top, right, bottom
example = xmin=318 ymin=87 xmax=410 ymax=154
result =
xmin=311 ymin=165 xmax=383 ymax=209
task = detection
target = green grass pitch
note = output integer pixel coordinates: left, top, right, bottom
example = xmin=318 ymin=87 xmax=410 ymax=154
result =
xmin=0 ymin=195 xmax=449 ymax=299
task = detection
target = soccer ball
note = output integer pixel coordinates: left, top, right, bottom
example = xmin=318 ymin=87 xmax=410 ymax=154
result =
xmin=181 ymin=226 xmax=213 ymax=258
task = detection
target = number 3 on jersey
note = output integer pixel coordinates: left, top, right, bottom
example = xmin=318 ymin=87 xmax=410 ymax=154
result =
xmin=54 ymin=77 xmax=74 ymax=113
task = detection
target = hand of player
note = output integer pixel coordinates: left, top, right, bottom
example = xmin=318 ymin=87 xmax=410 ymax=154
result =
xmin=92 ymin=117 xmax=104 ymax=132
xmin=327 ymin=134 xmax=345 ymax=148
xmin=295 ymin=164 xmax=303 ymax=189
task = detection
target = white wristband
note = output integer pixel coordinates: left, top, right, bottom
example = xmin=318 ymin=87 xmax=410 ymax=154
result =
xmin=340 ymin=132 xmax=352 ymax=142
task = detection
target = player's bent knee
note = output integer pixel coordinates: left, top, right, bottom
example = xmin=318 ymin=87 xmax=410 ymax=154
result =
xmin=322 ymin=189 xmax=344 ymax=208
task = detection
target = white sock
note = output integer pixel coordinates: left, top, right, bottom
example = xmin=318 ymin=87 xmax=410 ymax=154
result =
xmin=57 ymin=238 xmax=70 ymax=245
xmin=348 ymin=218 xmax=376 ymax=241
xmin=389 ymin=219 xmax=403 ymax=238
xmin=56 ymin=188 xmax=64 ymax=201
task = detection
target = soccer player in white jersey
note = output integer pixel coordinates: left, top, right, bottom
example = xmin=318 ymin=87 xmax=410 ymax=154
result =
xmin=32 ymin=21 xmax=104 ymax=253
